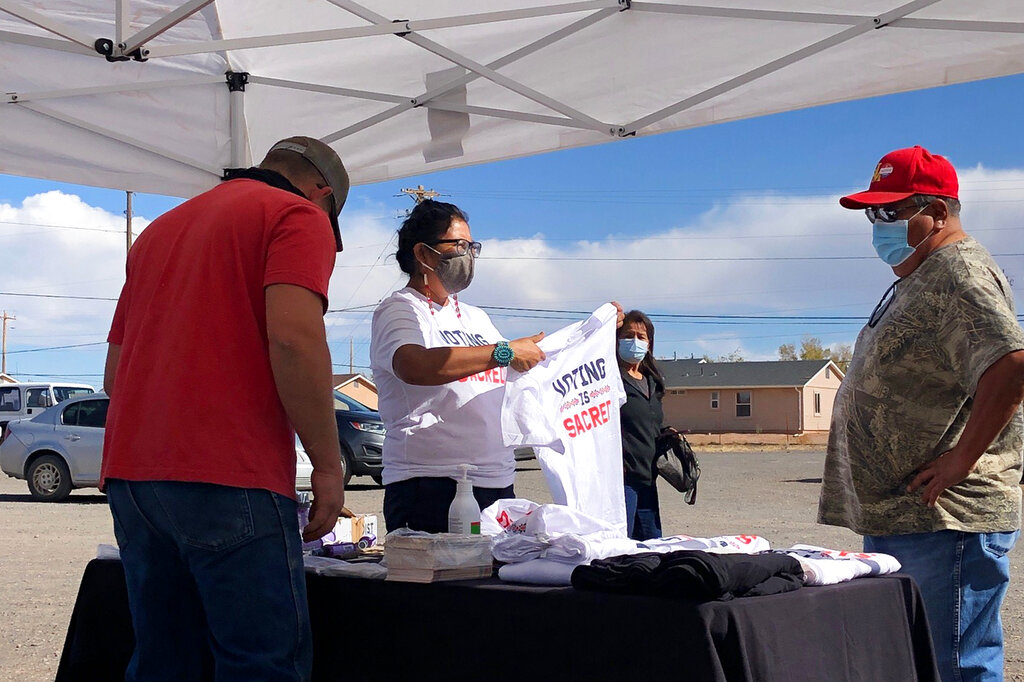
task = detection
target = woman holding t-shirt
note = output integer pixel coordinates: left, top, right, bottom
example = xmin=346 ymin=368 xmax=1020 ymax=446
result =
xmin=369 ymin=200 xmax=546 ymax=533
xmin=617 ymin=310 xmax=666 ymax=540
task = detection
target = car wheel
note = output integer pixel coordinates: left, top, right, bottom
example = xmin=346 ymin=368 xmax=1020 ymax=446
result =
xmin=371 ymin=475 xmax=383 ymax=487
xmin=27 ymin=454 xmax=73 ymax=502
xmin=340 ymin=449 xmax=353 ymax=486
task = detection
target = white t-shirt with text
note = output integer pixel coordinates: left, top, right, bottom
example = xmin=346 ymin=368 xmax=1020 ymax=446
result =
xmin=500 ymin=304 xmax=628 ymax=535
xmin=370 ymin=287 xmax=513 ymax=487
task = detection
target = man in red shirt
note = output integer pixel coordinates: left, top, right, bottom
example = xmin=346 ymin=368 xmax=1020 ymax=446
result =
xmin=102 ymin=136 xmax=348 ymax=682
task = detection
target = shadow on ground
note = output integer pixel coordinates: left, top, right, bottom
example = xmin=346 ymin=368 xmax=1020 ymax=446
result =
xmin=0 ymin=493 xmax=107 ymax=504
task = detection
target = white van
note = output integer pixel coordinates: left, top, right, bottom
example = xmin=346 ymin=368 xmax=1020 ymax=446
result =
xmin=0 ymin=382 xmax=95 ymax=429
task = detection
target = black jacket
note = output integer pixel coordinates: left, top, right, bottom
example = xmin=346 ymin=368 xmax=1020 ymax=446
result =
xmin=620 ymin=370 xmax=664 ymax=487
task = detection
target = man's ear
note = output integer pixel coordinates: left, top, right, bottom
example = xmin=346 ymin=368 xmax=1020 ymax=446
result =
xmin=931 ymin=198 xmax=950 ymax=225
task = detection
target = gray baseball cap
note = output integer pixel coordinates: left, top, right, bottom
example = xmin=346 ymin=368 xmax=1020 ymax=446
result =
xmin=269 ymin=136 xmax=349 ymax=251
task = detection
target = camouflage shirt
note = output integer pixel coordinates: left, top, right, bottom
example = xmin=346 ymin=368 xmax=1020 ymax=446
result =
xmin=818 ymin=237 xmax=1024 ymax=536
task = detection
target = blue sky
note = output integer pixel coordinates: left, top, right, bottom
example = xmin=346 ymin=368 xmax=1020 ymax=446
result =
xmin=2 ymin=73 xmax=1023 ymax=383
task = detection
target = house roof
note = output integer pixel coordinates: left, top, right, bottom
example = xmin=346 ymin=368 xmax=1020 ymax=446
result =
xmin=0 ymin=373 xmax=17 ymax=384
xmin=332 ymin=373 xmax=376 ymax=389
xmin=659 ymin=359 xmax=839 ymax=389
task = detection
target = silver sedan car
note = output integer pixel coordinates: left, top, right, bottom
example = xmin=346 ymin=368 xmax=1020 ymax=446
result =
xmin=0 ymin=394 xmax=314 ymax=501
xmin=0 ymin=393 xmax=109 ymax=501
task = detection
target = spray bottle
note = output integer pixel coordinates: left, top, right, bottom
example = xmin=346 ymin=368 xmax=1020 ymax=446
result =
xmin=448 ymin=464 xmax=480 ymax=535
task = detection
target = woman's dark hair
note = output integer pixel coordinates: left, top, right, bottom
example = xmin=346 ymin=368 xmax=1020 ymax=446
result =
xmin=395 ymin=199 xmax=469 ymax=275
xmin=618 ymin=309 xmax=665 ymax=396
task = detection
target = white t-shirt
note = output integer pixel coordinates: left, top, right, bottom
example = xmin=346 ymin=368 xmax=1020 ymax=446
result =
xmin=500 ymin=304 xmax=628 ymax=535
xmin=370 ymin=287 xmax=514 ymax=487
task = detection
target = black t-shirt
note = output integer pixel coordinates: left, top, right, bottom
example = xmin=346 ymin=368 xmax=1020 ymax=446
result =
xmin=620 ymin=370 xmax=664 ymax=487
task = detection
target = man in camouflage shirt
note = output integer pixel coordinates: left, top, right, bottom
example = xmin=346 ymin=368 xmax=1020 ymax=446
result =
xmin=819 ymin=146 xmax=1024 ymax=682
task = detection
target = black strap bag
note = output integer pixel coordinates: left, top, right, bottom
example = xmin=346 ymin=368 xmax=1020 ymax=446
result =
xmin=654 ymin=430 xmax=700 ymax=505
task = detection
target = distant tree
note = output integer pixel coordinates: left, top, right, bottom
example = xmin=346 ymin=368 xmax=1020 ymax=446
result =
xmin=718 ymin=348 xmax=745 ymax=362
xmin=799 ymin=336 xmax=829 ymax=361
xmin=778 ymin=343 xmax=798 ymax=361
xmin=777 ymin=336 xmax=853 ymax=371
xmin=830 ymin=343 xmax=853 ymax=372
xmin=701 ymin=354 xmax=714 ymax=363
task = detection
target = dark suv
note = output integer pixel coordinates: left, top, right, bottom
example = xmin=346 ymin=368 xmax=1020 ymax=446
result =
xmin=334 ymin=391 xmax=385 ymax=486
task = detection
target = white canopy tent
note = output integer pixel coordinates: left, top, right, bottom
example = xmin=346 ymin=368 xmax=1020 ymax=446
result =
xmin=1 ymin=1 xmax=1023 ymax=199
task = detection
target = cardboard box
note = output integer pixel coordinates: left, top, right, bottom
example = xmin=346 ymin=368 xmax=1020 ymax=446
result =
xmin=330 ymin=514 xmax=377 ymax=543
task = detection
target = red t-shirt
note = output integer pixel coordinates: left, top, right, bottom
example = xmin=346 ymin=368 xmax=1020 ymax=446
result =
xmin=101 ymin=179 xmax=336 ymax=499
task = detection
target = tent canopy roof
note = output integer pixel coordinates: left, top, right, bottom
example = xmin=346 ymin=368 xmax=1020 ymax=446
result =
xmin=2 ymin=1 xmax=1023 ymax=198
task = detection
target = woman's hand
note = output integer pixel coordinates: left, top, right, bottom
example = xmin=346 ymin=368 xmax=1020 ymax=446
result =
xmin=509 ymin=332 xmax=546 ymax=372
xmin=611 ymin=301 xmax=624 ymax=328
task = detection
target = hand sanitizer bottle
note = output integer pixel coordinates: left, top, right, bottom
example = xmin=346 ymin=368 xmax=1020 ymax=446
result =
xmin=448 ymin=464 xmax=480 ymax=535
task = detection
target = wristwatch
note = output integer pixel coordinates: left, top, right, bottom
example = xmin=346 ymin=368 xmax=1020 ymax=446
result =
xmin=492 ymin=340 xmax=515 ymax=367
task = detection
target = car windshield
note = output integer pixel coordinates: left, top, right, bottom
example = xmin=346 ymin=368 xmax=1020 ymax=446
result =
xmin=53 ymin=387 xmax=94 ymax=403
xmin=333 ymin=390 xmax=372 ymax=412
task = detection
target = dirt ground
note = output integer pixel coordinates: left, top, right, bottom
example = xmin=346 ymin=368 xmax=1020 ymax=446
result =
xmin=2 ymin=449 xmax=1022 ymax=680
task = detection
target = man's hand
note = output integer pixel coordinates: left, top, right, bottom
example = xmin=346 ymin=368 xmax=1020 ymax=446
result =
xmin=303 ymin=470 xmax=346 ymax=542
xmin=906 ymin=447 xmax=975 ymax=507
xmin=509 ymin=332 xmax=546 ymax=372
xmin=611 ymin=301 xmax=624 ymax=328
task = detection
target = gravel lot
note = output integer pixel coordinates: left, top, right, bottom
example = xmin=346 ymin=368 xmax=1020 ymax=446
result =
xmin=2 ymin=449 xmax=1022 ymax=680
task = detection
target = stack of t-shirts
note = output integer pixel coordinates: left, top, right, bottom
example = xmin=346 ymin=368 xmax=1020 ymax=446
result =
xmin=769 ymin=544 xmax=902 ymax=586
xmin=571 ymin=551 xmax=805 ymax=600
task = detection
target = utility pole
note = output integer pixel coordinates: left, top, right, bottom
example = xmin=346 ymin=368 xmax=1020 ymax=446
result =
xmin=399 ymin=185 xmax=440 ymax=204
xmin=1 ymin=311 xmax=14 ymax=375
xmin=349 ymin=338 xmax=354 ymax=374
xmin=125 ymin=191 xmax=134 ymax=255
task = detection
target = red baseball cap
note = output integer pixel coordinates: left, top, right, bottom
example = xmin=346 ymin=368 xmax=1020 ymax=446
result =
xmin=839 ymin=145 xmax=958 ymax=209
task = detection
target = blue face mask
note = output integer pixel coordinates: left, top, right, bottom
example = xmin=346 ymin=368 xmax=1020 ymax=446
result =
xmin=618 ymin=338 xmax=648 ymax=363
xmin=871 ymin=206 xmax=928 ymax=266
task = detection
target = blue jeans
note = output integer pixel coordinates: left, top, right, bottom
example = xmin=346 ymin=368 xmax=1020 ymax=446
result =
xmin=864 ymin=530 xmax=1018 ymax=682
xmin=624 ymin=480 xmax=662 ymax=541
xmin=106 ymin=479 xmax=312 ymax=682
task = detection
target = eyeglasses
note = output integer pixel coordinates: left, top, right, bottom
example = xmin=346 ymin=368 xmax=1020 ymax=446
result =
xmin=864 ymin=200 xmax=925 ymax=224
xmin=428 ymin=239 xmax=482 ymax=257
xmin=867 ymin=279 xmax=900 ymax=328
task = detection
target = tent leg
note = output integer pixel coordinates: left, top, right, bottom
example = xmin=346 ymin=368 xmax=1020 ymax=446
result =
xmin=227 ymin=72 xmax=249 ymax=169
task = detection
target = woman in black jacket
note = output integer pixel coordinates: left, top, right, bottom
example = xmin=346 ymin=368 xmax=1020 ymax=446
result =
xmin=617 ymin=309 xmax=666 ymax=540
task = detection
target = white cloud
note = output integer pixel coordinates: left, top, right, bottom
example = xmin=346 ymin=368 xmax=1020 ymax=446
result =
xmin=2 ymin=166 xmax=1022 ymax=379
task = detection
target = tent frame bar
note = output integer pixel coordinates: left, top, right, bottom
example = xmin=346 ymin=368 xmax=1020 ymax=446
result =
xmin=115 ymin=0 xmax=130 ymax=45
xmin=328 ymin=0 xmax=610 ymax=133
xmin=5 ymin=75 xmax=223 ymax=104
xmin=252 ymin=75 xmax=592 ymax=130
xmin=321 ymin=5 xmax=619 ymax=143
xmin=622 ymin=0 xmax=943 ymax=135
xmin=0 ymin=29 xmax=92 ymax=54
xmin=136 ymin=1 xmax=617 ymax=59
xmin=122 ymin=0 xmax=215 ymax=54
xmin=0 ymin=0 xmax=94 ymax=47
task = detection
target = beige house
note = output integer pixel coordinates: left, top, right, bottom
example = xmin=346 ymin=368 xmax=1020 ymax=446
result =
xmin=332 ymin=373 xmax=378 ymax=410
xmin=658 ymin=359 xmax=844 ymax=434
xmin=0 ymin=373 xmax=16 ymax=384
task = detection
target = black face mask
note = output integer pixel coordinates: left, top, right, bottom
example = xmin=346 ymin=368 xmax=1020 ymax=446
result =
xmin=222 ymin=167 xmax=306 ymax=199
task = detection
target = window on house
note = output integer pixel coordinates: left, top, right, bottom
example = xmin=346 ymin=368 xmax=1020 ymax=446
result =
xmin=814 ymin=391 xmax=822 ymax=415
xmin=736 ymin=391 xmax=751 ymax=418
xmin=710 ymin=391 xmax=719 ymax=409
xmin=825 ymin=367 xmax=831 ymax=379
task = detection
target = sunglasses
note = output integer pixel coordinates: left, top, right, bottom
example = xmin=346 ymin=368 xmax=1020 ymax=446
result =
xmin=428 ymin=238 xmax=482 ymax=257
xmin=864 ymin=202 xmax=925 ymax=224
xmin=868 ymin=279 xmax=900 ymax=328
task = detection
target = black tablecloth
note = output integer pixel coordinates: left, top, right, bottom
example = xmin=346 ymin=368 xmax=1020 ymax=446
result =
xmin=56 ymin=559 xmax=938 ymax=682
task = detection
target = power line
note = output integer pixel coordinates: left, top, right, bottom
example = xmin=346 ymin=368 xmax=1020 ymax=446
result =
xmin=0 ymin=291 xmax=117 ymax=301
xmin=478 ymin=253 xmax=1024 ymax=263
xmin=7 ymin=342 xmax=106 ymax=354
